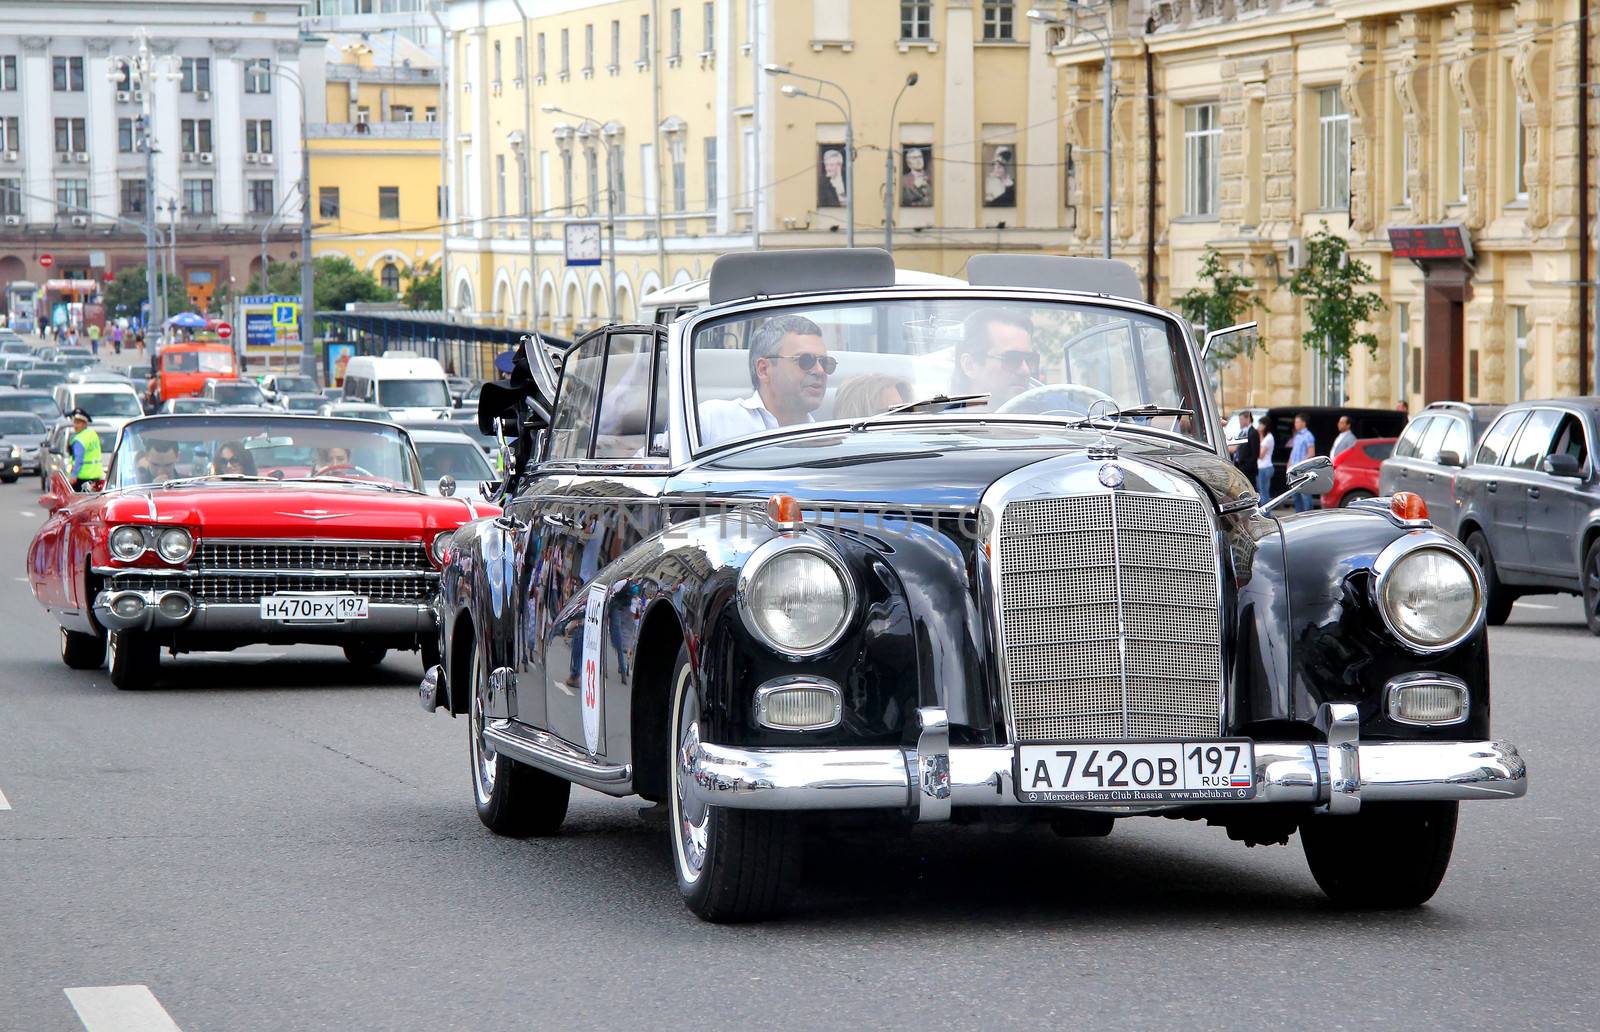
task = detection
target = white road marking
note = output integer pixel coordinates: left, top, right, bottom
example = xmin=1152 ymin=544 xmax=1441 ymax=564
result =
xmin=1515 ymin=602 xmax=1556 ymax=610
xmin=0 ymin=785 xmax=10 ymax=810
xmin=65 ymin=986 xmax=184 ymax=1032
xmin=20 ymin=510 xmax=40 ymax=517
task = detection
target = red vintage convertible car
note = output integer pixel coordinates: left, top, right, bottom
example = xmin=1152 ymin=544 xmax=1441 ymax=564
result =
xmin=27 ymin=413 xmax=496 ymax=688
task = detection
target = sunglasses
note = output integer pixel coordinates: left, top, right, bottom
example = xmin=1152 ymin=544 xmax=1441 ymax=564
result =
xmin=989 ymin=350 xmax=1041 ymax=373
xmin=218 ymin=455 xmax=243 ymax=467
xmin=776 ymin=353 xmax=838 ymax=375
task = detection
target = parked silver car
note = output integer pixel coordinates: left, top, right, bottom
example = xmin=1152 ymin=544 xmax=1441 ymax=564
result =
xmin=1378 ymin=401 xmax=1501 ymax=536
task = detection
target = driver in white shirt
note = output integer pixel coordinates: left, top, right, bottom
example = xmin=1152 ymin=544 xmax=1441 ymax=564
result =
xmin=698 ymin=315 xmax=835 ymax=446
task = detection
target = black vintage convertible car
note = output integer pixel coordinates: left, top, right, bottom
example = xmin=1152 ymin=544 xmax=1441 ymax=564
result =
xmin=422 ymin=249 xmax=1525 ymax=922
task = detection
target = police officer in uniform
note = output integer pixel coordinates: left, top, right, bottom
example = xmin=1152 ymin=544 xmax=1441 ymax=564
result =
xmin=67 ymin=408 xmax=104 ymax=490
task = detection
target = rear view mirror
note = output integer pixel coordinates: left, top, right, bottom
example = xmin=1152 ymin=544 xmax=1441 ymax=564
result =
xmin=1201 ymin=322 xmax=1259 ymax=363
xmin=1541 ymin=453 xmax=1582 ymax=478
xmin=1437 ymin=450 xmax=1463 ymax=468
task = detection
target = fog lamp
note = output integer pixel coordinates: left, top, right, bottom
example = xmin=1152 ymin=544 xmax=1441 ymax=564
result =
xmin=111 ymin=593 xmax=147 ymax=619
xmin=754 ymin=679 xmax=842 ymax=731
xmin=1387 ymin=677 xmax=1468 ymax=725
xmin=157 ymin=592 xmax=193 ymax=620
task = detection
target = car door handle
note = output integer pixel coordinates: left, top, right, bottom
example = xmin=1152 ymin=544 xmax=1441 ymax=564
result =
xmin=494 ymin=512 xmax=527 ymax=532
xmin=541 ymin=511 xmax=577 ymax=528
xmin=1426 ymin=473 xmax=1436 ymax=482
xmin=1527 ymin=487 xmax=1540 ymax=499
xmin=1485 ymin=481 xmax=1498 ymax=493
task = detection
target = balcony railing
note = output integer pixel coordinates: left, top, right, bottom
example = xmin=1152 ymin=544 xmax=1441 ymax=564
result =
xmin=325 ymin=64 xmax=440 ymax=84
xmin=305 ymin=122 xmax=442 ymax=140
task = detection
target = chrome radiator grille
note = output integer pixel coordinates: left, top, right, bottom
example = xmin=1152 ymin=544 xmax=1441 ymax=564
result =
xmin=107 ymin=572 xmax=436 ymax=604
xmin=997 ymin=492 xmax=1222 ymax=742
xmin=195 ymin=541 xmax=430 ymax=572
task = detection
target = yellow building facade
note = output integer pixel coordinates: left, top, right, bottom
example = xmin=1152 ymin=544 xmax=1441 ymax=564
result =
xmin=308 ymin=36 xmax=445 ymax=295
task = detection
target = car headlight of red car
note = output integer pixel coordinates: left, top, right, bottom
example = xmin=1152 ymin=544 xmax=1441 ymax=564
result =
xmin=431 ymin=531 xmax=452 ymax=565
xmin=109 ymin=525 xmax=146 ymax=561
xmin=155 ymin=527 xmax=193 ymax=563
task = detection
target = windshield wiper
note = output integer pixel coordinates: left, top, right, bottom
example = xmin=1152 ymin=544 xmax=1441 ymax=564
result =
xmin=1072 ymin=404 xmax=1195 ymax=429
xmin=851 ymin=393 xmax=990 ymax=431
xmin=289 ymin=475 xmax=418 ymax=494
xmin=158 ymin=473 xmax=278 ymax=488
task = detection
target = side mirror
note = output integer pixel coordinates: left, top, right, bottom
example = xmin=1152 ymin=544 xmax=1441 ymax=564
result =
xmin=1541 ymin=453 xmax=1583 ymax=478
xmin=1201 ymin=321 xmax=1259 ymax=363
xmin=1436 ymin=450 xmax=1463 ymax=468
xmin=1260 ymin=455 xmax=1334 ymax=513
xmin=437 ymin=474 xmax=457 ymax=497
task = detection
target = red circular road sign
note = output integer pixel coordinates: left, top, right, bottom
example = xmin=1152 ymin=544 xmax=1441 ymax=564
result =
xmin=39 ymin=254 xmax=54 ymax=269
xmin=103 ymin=269 xmax=117 ymax=282
xmin=215 ymin=321 xmax=233 ymax=339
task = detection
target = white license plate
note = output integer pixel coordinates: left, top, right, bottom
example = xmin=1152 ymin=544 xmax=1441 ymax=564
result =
xmin=1015 ymin=739 xmax=1256 ymax=804
xmin=259 ymin=593 xmax=369 ymax=622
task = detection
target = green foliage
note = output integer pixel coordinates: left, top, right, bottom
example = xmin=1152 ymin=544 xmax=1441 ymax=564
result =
xmin=245 ymin=256 xmax=396 ymax=312
xmin=404 ymin=261 xmax=442 ymax=310
xmin=1287 ymin=221 xmax=1386 ymax=369
xmin=102 ymin=266 xmax=189 ymax=320
xmin=1172 ymin=247 xmax=1267 ymax=367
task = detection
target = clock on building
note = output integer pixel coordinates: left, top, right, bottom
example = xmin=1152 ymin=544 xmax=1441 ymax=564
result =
xmin=564 ymin=222 xmax=602 ymax=267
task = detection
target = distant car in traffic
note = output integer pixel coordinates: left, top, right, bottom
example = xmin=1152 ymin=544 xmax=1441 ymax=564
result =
xmin=19 ymin=370 xmax=66 ymax=391
xmin=319 ymin=401 xmax=395 ymax=422
xmin=201 ymin=379 xmax=269 ymax=408
xmin=159 ymin=398 xmax=220 ymax=415
xmin=0 ymin=371 xmax=19 ymax=390
xmin=68 ymin=369 xmax=135 ymax=385
xmin=260 ymin=373 xmax=319 ymax=404
xmin=1378 ymin=402 xmax=1502 ymax=537
xmin=0 ymin=389 xmax=63 ymax=421
xmin=53 ymin=382 xmax=144 ymax=431
xmin=0 ymin=411 xmax=48 ymax=480
xmin=280 ymin=393 xmax=326 ymax=413
xmin=409 ymin=428 xmax=497 ymax=497
xmin=1322 ymin=437 xmax=1396 ymax=508
xmin=446 ymin=376 xmax=472 ymax=407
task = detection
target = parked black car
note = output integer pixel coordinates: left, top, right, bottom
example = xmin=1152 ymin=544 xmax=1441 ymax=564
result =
xmin=423 ymin=250 xmax=1525 ymax=922
xmin=1454 ymin=398 xmax=1600 ymax=629
xmin=1379 ymin=401 xmax=1503 ymax=537
xmin=1261 ymin=406 xmax=1408 ymax=495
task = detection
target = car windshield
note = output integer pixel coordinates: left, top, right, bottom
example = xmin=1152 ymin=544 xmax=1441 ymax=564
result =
xmin=335 ymin=406 xmax=394 ymax=421
xmin=688 ymin=296 xmax=1205 ymax=449
xmin=170 ymin=399 xmax=216 ymax=413
xmin=0 ymin=394 xmax=60 ymax=419
xmin=20 ymin=372 xmax=65 ymax=389
xmin=78 ymin=392 xmax=143 ymax=418
xmin=0 ymin=413 xmax=45 ymax=434
xmin=284 ymin=395 xmax=323 ymax=412
xmin=276 ymin=376 xmax=317 ymax=394
xmin=417 ymin=440 xmax=495 ymax=481
xmin=379 ymin=379 xmax=451 ymax=408
xmin=164 ymin=350 xmax=235 ymax=374
xmin=209 ymin=382 xmax=266 ymax=405
xmin=106 ymin=416 xmax=422 ymax=491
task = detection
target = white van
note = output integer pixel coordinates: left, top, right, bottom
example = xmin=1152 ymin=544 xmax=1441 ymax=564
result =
xmin=52 ymin=382 xmax=144 ymax=432
xmin=340 ymin=352 xmax=454 ymax=421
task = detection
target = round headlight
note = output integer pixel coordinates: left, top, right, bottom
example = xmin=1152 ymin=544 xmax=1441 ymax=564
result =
xmin=431 ymin=531 xmax=452 ymax=564
xmin=156 ymin=527 xmax=193 ymax=563
xmin=1377 ymin=544 xmax=1482 ymax=650
xmin=740 ymin=543 xmax=853 ymax=655
xmin=109 ymin=525 xmax=146 ymax=561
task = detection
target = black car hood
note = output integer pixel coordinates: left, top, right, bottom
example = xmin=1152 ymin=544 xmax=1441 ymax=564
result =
xmin=668 ymin=421 xmax=1256 ymax=510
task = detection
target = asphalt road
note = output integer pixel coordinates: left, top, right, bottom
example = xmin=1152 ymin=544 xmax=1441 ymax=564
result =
xmin=1 ymin=485 xmax=1594 ymax=1032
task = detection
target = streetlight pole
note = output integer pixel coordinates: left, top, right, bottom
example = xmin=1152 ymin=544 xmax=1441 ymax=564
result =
xmin=251 ymin=59 xmax=316 ymax=379
xmin=766 ymin=65 xmax=856 ymax=246
xmin=884 ymin=72 xmax=918 ymax=253
xmin=1029 ymin=5 xmax=1114 ymax=259
xmin=110 ymin=32 xmax=170 ymax=333
xmin=509 ymin=0 xmax=539 ymax=331
xmin=543 ymin=104 xmax=618 ymax=321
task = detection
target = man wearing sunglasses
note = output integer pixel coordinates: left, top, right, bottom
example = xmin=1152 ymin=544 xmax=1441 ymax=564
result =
xmin=133 ymin=438 xmax=182 ymax=485
xmin=699 ymin=314 xmax=834 ymax=446
xmin=954 ymin=307 xmax=1040 ymax=408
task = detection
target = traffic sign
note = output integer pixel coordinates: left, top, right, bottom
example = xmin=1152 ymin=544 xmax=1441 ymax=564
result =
xmin=216 ymin=321 xmax=233 ymax=340
xmin=103 ymin=269 xmax=117 ymax=282
xmin=39 ymin=254 xmax=54 ymax=269
xmin=272 ymin=302 xmax=299 ymax=328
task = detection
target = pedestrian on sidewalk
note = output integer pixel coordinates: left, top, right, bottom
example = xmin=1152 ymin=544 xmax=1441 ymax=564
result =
xmin=86 ymin=322 xmax=101 ymax=355
xmin=1288 ymin=413 xmax=1317 ymax=513
xmin=1255 ymin=418 xmax=1276 ymax=500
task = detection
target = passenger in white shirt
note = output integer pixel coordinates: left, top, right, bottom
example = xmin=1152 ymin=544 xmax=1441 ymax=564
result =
xmin=698 ymin=314 xmax=835 ymax=446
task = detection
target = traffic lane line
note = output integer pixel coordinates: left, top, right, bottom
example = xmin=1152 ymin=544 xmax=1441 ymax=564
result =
xmin=65 ymin=985 xmax=184 ymax=1032
xmin=0 ymin=784 xmax=10 ymax=809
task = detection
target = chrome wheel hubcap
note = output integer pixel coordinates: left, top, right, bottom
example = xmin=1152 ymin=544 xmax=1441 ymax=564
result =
xmin=670 ymin=664 xmax=709 ymax=884
xmin=470 ymin=659 xmax=497 ymax=805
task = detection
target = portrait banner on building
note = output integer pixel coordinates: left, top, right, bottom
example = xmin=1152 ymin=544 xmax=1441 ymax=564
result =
xmin=983 ymin=143 xmax=1017 ymax=208
xmin=900 ymin=145 xmax=933 ymax=208
xmin=817 ymin=144 xmax=849 ymax=209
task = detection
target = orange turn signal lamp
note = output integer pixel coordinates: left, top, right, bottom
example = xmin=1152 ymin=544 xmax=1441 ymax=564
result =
xmin=766 ymin=493 xmax=804 ymax=529
xmin=1391 ymin=491 xmax=1428 ymax=522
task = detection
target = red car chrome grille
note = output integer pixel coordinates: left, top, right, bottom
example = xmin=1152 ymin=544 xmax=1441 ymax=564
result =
xmin=195 ymin=541 xmax=430 ymax=572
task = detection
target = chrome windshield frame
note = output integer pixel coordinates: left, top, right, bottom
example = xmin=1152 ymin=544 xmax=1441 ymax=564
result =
xmin=668 ymin=286 xmax=1221 ymax=466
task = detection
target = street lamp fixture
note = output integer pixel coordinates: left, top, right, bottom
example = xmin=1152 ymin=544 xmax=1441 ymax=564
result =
xmin=1026 ymin=6 xmax=1113 ymax=259
xmin=772 ymin=67 xmax=856 ymax=246
xmin=884 ymin=72 xmax=919 ymax=254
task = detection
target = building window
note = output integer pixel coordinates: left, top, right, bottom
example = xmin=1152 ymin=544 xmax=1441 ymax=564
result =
xmin=561 ymin=149 xmax=574 ymax=209
xmin=391 ymin=105 xmax=413 ymax=122
xmin=560 ymin=28 xmax=570 ymax=77
xmin=1396 ymin=302 xmax=1410 ymax=403
xmin=901 ymin=2 xmax=932 ymax=40
xmin=243 ymin=59 xmax=272 ymax=94
xmin=182 ymin=178 xmax=213 ymax=216
xmin=52 ymin=56 xmax=84 ymax=92
xmin=670 ymin=8 xmax=683 ymax=60
xmin=703 ymin=3 xmax=715 ymax=52
xmin=493 ymin=39 xmax=503 ymax=84
xmin=584 ymin=23 xmax=595 ymax=73
xmin=119 ymin=179 xmax=146 ymax=216
xmin=381 ymin=263 xmax=401 ymax=292
xmin=425 ymin=106 xmax=438 ymax=122
xmin=515 ymin=36 xmax=525 ymax=81
xmin=612 ymin=155 xmax=626 ymax=214
xmin=640 ymin=14 xmax=651 ymax=64
xmin=704 ymin=135 xmax=717 ymax=209
xmin=1512 ymin=305 xmax=1531 ymax=401
xmin=248 ymin=179 xmax=274 ymax=216
xmin=180 ymin=57 xmax=211 ymax=94
xmin=0 ymin=115 xmax=19 ymax=153
xmin=1317 ymin=86 xmax=1350 ymax=210
xmin=537 ymin=33 xmax=546 ymax=79
xmin=1513 ymin=96 xmax=1528 ymax=200
xmin=180 ymin=119 xmax=213 ymax=154
xmin=1183 ymin=103 xmax=1220 ymax=217
xmin=1 ymin=177 xmax=23 ymax=216
xmin=983 ymin=1 xmax=1015 ymax=41
xmin=319 ymin=186 xmax=340 ymax=218
xmin=56 ymin=177 xmax=89 ymax=217
xmin=611 ymin=20 xmax=621 ymax=67
xmin=496 ymin=153 xmax=507 ymax=215
xmin=245 ymin=119 xmax=273 ymax=154
xmin=2 ymin=56 xmax=18 ymax=91
xmin=355 ymin=106 xmax=370 ymax=126
xmin=378 ymin=186 xmax=399 ymax=219
xmin=118 ymin=117 xmax=136 ymax=153
xmin=670 ymin=135 xmax=686 ymax=212
xmin=585 ymin=147 xmax=600 ymax=213
xmin=54 ymin=118 xmax=87 ymax=154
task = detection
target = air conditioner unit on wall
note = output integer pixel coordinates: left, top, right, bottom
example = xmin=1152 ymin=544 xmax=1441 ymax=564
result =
xmin=245 ymin=153 xmax=258 ymax=163
xmin=199 ymin=152 xmax=214 ymax=164
xmin=260 ymin=154 xmax=274 ymax=165
xmin=1285 ymin=237 xmax=1305 ymax=271
xmin=116 ymin=90 xmax=130 ymax=102
xmin=182 ymin=152 xmax=194 ymax=163
xmin=70 ymin=215 xmax=88 ymax=227
xmin=74 ymin=151 xmax=89 ymax=163
xmin=2 ymin=151 xmax=17 ymax=162
xmin=196 ymin=90 xmax=210 ymax=101
xmin=3 ymin=215 xmax=21 ymax=226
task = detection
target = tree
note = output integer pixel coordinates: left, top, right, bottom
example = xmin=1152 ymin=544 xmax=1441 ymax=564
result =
xmin=1288 ymin=221 xmax=1386 ymax=372
xmin=103 ymin=267 xmax=189 ymax=322
xmin=245 ymin=256 xmax=395 ymax=312
xmin=1172 ymin=246 xmax=1267 ymax=367
xmin=404 ymin=261 xmax=442 ymax=310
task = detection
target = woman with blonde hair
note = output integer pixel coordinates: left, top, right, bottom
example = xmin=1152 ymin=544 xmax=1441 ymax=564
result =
xmin=829 ymin=373 xmax=912 ymax=421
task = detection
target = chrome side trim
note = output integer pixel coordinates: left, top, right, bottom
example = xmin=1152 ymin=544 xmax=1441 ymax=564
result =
xmin=1317 ymin=702 xmax=1362 ymax=815
xmin=482 ymin=722 xmax=632 ymax=789
xmin=914 ymin=707 xmax=951 ymax=823
xmin=420 ymin=664 xmax=444 ymax=713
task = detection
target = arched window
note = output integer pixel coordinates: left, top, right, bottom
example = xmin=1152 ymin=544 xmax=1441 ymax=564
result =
xmin=380 ymin=262 xmax=401 ymax=293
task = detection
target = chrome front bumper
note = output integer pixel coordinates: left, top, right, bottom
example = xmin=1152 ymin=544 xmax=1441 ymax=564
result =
xmin=95 ymin=591 xmax=432 ymax=636
xmin=687 ymin=704 xmax=1527 ymax=821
